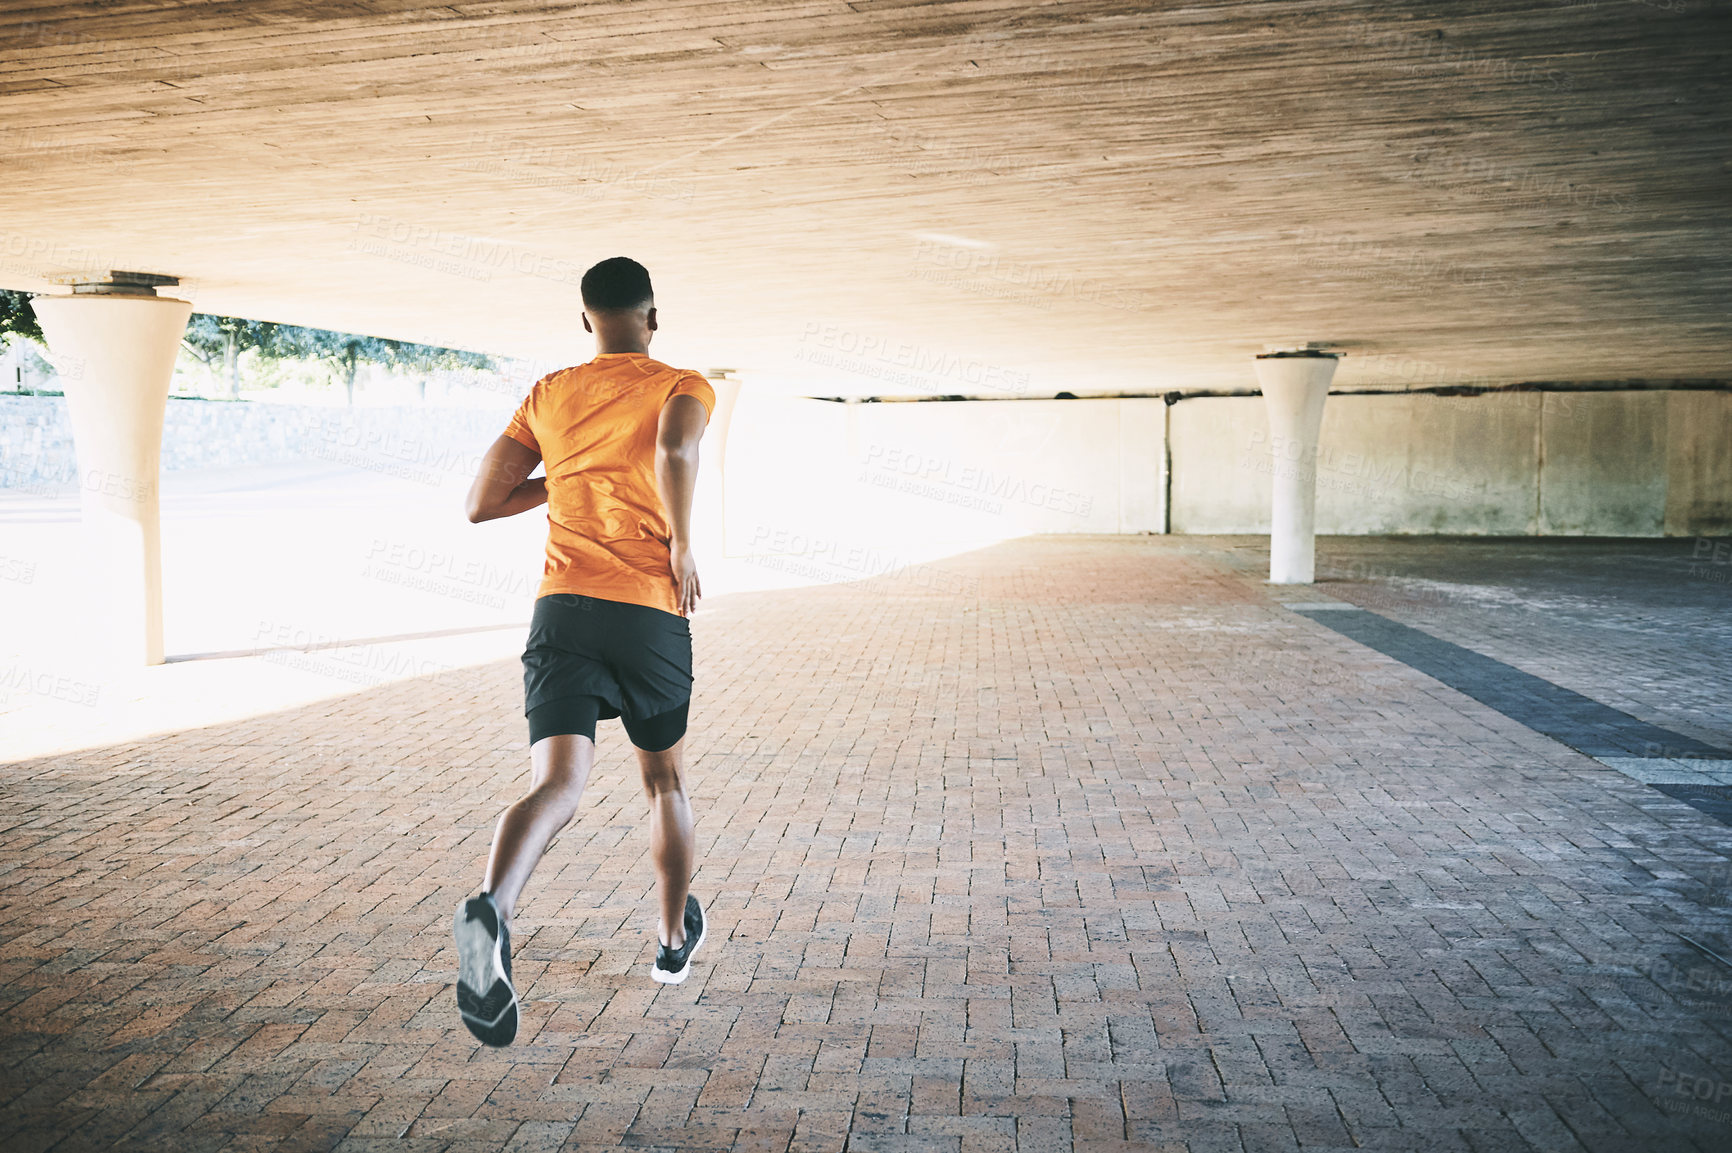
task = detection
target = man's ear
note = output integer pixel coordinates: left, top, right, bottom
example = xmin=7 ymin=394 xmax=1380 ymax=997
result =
xmin=646 ymin=306 xmax=658 ymax=332
xmin=581 ymin=312 xmax=594 ymax=333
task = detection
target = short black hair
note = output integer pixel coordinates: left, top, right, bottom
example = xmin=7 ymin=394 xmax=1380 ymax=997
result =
xmin=581 ymin=256 xmax=653 ymax=312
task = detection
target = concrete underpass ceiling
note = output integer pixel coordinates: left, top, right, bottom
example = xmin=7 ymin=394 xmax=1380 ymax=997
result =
xmin=1 ymin=1 xmax=1727 ymax=399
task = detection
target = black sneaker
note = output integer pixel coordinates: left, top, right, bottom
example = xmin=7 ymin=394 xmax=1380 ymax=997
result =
xmin=651 ymin=893 xmax=707 ymax=985
xmin=453 ymin=893 xmax=518 ymax=1046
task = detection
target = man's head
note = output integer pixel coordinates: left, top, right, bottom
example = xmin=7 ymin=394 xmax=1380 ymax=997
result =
xmin=581 ymin=256 xmax=653 ymax=313
xmin=580 ymin=257 xmax=657 ymax=350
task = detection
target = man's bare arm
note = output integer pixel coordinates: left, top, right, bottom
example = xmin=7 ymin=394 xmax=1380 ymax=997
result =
xmin=656 ymin=394 xmax=709 ymax=614
xmin=466 ymin=435 xmax=547 ymax=523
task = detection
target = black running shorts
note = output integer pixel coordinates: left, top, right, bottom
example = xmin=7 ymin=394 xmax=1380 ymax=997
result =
xmin=526 ymin=696 xmax=688 ymax=750
xmin=521 ymin=593 xmax=693 ymax=747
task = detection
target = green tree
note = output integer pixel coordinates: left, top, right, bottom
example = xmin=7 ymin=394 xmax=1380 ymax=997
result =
xmin=181 ymin=314 xmax=284 ymax=398
xmin=1 ymin=290 xmax=49 ymax=393
xmin=181 ymin=316 xmax=495 ymax=403
xmin=0 ymin=289 xmax=44 ymax=344
xmin=10 ymin=293 xmax=497 ymax=402
xmin=300 ymin=330 xmax=391 ymax=405
xmin=263 ymin=325 xmax=493 ymax=404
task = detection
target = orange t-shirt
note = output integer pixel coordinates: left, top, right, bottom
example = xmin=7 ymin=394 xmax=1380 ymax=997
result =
xmin=503 ymin=354 xmax=714 ymax=616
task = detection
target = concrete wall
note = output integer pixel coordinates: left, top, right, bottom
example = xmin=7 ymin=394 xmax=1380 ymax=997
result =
xmin=717 ymin=394 xmax=1164 ymax=568
xmin=844 ymin=397 xmax=1164 ymax=535
xmin=1169 ymin=389 xmax=1729 ymax=537
xmin=6 ymin=387 xmax=1727 ymax=537
xmin=1172 ymin=392 xmax=1545 ymax=535
xmin=1540 ymin=391 xmax=1667 ymax=535
xmin=1665 ymin=391 xmax=1732 ymax=536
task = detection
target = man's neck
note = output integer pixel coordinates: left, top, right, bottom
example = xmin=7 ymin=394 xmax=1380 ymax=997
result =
xmin=594 ymin=341 xmax=649 ymax=356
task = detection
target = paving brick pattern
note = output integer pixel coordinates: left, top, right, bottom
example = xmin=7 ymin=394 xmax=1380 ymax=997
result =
xmin=1290 ymin=608 xmax=1728 ymax=760
xmin=5 ymin=535 xmax=1732 ymax=1152
xmin=1301 ymin=536 xmax=1732 ymax=752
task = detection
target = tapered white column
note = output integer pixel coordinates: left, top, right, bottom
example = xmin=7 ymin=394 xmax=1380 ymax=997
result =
xmin=32 ymin=276 xmax=194 ymax=665
xmin=707 ymin=372 xmax=742 ymax=556
xmin=1254 ymin=350 xmax=1340 ymax=584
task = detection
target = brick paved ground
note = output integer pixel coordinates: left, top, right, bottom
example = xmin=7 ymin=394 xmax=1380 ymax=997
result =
xmin=1302 ymin=536 xmax=1732 ymax=751
xmin=5 ymin=535 xmax=1732 ymax=1152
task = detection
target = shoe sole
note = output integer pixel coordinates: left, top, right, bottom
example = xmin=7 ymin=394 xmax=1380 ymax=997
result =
xmin=650 ymin=898 xmax=707 ymax=985
xmin=454 ymin=897 xmax=518 ymax=1046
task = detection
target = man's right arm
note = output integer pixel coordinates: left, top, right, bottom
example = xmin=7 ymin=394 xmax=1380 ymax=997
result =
xmin=466 ymin=435 xmax=546 ymax=523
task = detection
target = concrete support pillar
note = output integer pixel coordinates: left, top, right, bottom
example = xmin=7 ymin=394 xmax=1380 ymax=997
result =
xmin=706 ymin=371 xmax=742 ymax=556
xmin=1253 ymin=350 xmax=1340 ymax=584
xmin=31 ymin=274 xmax=194 ymax=665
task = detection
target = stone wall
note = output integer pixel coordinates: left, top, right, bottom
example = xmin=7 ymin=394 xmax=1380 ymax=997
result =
xmin=0 ymin=395 xmax=511 ymax=491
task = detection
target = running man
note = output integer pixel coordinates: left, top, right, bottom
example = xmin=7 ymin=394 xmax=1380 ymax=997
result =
xmin=453 ymin=257 xmax=714 ymax=1047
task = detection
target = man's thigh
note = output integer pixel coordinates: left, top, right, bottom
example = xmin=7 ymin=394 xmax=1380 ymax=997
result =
xmin=529 ymin=730 xmax=596 ymax=795
xmin=621 ymin=702 xmax=689 ymax=754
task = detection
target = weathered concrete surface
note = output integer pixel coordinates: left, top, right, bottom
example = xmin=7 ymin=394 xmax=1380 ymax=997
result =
xmin=1666 ymin=391 xmax=1732 ymax=537
xmin=842 ymin=396 xmax=1166 ymax=536
xmin=7 ymin=387 xmax=1725 ymax=538
xmin=1541 ymin=391 xmax=1670 ymax=536
xmin=1168 ymin=389 xmax=1728 ymax=537
xmin=719 ymin=394 xmax=1165 ymax=565
xmin=2 ymin=4 xmax=1729 ymax=396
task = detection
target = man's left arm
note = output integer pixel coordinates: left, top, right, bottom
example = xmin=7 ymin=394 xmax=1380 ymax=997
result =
xmin=656 ymin=394 xmax=709 ymax=614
